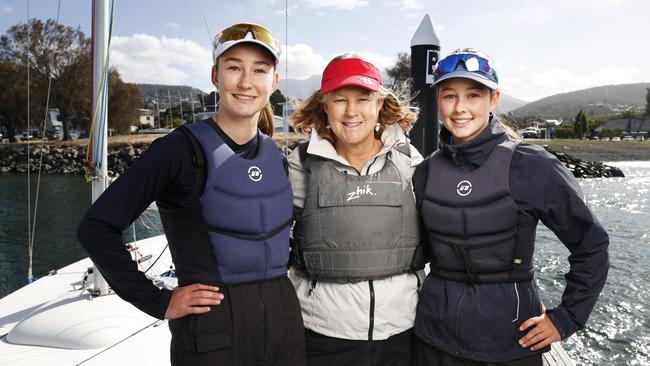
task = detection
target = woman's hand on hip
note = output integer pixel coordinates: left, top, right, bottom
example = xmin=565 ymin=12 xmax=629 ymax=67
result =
xmin=518 ymin=303 xmax=561 ymax=351
xmin=164 ymin=283 xmax=224 ymax=320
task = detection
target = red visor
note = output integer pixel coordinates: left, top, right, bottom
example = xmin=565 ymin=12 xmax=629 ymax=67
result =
xmin=321 ymin=58 xmax=382 ymax=94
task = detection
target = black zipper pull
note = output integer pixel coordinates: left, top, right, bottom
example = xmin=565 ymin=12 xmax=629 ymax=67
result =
xmin=308 ymin=279 xmax=317 ymax=296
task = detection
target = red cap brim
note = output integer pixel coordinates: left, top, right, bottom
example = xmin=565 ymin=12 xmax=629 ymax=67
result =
xmin=321 ymin=58 xmax=382 ymax=94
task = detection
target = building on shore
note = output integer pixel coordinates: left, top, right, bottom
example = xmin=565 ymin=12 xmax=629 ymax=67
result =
xmin=596 ymin=117 xmax=649 ymax=139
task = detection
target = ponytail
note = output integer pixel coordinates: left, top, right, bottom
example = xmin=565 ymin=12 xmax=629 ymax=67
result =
xmin=493 ymin=113 xmax=521 ymax=141
xmin=258 ymin=102 xmax=275 ymax=136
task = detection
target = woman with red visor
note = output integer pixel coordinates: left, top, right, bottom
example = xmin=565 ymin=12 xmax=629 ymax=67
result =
xmin=288 ymin=54 xmax=425 ymax=365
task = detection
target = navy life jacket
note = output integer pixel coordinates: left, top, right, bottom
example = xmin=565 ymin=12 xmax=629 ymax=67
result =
xmin=159 ymin=120 xmax=293 ymax=285
xmin=421 ymin=140 xmax=537 ymax=283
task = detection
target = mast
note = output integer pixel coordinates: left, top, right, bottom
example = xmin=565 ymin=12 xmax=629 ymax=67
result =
xmin=167 ymin=89 xmax=172 ymax=126
xmin=155 ymin=87 xmax=160 ymax=128
xmin=90 ymin=0 xmax=110 ymax=295
xmin=177 ymin=88 xmax=183 ymax=124
xmin=189 ymin=91 xmax=196 ymax=123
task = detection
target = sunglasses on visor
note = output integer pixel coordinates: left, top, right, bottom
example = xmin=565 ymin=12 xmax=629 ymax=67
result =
xmin=434 ymin=53 xmax=498 ymax=83
xmin=213 ymin=23 xmax=281 ymax=55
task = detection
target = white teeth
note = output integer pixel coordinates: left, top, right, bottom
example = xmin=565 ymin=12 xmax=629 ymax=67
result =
xmin=234 ymin=94 xmax=254 ymax=100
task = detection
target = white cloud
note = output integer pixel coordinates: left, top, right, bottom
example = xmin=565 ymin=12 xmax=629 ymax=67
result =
xmin=278 ymin=44 xmax=327 ymax=80
xmin=165 ymin=22 xmax=179 ymax=31
xmin=1 ymin=4 xmax=14 ymax=13
xmin=506 ymin=66 xmax=639 ymax=101
xmin=354 ymin=51 xmax=395 ymax=71
xmin=400 ymin=0 xmax=424 ymax=11
xmin=304 ymin=0 xmax=369 ymax=10
xmin=110 ymin=34 xmax=212 ymax=89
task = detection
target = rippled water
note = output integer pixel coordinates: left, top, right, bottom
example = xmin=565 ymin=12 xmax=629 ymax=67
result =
xmin=0 ymin=175 xmax=162 ymax=296
xmin=535 ymin=162 xmax=650 ymax=365
xmin=1 ymin=162 xmax=648 ymax=365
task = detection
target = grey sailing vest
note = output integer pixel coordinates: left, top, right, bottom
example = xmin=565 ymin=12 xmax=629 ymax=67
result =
xmin=421 ymin=140 xmax=537 ymax=283
xmin=295 ymin=145 xmax=421 ymax=281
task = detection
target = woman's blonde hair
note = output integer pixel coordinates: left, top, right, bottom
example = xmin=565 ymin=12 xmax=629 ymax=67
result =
xmin=291 ymin=53 xmax=419 ymax=144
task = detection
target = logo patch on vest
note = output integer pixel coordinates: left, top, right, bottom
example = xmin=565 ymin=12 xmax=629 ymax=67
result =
xmin=456 ymin=180 xmax=472 ymax=196
xmin=346 ymin=184 xmax=376 ymax=201
xmin=248 ymin=166 xmax=262 ymax=182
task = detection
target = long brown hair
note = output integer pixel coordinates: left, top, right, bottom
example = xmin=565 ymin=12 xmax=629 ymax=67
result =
xmin=291 ymin=53 xmax=418 ymax=145
xmin=258 ymin=102 xmax=275 ymax=136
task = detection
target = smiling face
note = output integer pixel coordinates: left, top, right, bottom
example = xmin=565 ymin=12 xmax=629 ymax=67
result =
xmin=212 ymin=43 xmax=278 ymax=122
xmin=322 ymin=85 xmax=384 ymax=152
xmin=437 ymin=78 xmax=500 ymax=144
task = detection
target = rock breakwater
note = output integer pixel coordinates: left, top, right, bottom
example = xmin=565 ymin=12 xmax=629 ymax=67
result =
xmin=0 ymin=142 xmax=625 ymax=178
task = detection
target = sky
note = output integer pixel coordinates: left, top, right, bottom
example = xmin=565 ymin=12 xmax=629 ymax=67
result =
xmin=1 ymin=0 xmax=648 ymax=102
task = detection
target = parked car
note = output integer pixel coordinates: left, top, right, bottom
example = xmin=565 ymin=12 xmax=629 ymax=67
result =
xmin=521 ymin=127 xmax=539 ymax=138
xmin=590 ymin=136 xmax=599 ymax=140
xmin=600 ymin=137 xmax=610 ymax=141
xmin=622 ymin=136 xmax=634 ymax=141
xmin=635 ymin=136 xmax=645 ymax=141
xmin=611 ymin=136 xmax=621 ymax=141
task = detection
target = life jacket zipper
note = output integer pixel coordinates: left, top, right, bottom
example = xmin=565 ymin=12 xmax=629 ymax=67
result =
xmin=368 ymin=280 xmax=375 ymax=341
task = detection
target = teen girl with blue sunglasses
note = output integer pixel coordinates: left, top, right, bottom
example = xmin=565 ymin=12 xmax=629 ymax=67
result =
xmin=411 ymin=48 xmax=609 ymax=366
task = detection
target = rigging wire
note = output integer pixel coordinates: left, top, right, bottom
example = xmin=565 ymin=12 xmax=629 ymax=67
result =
xmin=27 ymin=0 xmax=64 ymax=284
xmin=26 ymin=0 xmax=32 ymax=283
xmin=197 ymin=0 xmax=217 ymax=115
xmin=197 ymin=0 xmax=213 ymax=46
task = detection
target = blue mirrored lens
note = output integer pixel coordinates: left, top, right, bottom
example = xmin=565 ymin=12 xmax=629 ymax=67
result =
xmin=434 ymin=53 xmax=496 ymax=82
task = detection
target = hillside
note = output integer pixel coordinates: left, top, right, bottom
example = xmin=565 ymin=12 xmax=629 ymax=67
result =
xmin=510 ymin=82 xmax=650 ymax=118
xmin=498 ymin=94 xmax=528 ymax=114
xmin=277 ymin=76 xmax=527 ymax=114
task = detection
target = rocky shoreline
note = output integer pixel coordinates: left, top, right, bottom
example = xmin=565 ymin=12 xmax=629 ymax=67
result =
xmin=0 ymin=143 xmax=149 ymax=176
xmin=541 ymin=146 xmax=624 ymax=178
xmin=0 ymin=139 xmax=629 ymax=178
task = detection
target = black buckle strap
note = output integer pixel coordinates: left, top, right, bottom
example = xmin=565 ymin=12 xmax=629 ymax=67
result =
xmin=453 ymin=245 xmax=479 ymax=283
xmin=178 ymin=125 xmax=207 ymax=197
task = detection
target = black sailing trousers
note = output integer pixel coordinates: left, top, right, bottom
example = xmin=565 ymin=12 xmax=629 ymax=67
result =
xmin=169 ymin=276 xmax=306 ymax=366
xmin=305 ymin=328 xmax=413 ymax=366
xmin=412 ymin=336 xmax=542 ymax=366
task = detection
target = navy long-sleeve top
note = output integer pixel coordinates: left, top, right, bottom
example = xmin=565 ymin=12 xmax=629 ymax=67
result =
xmin=412 ymin=119 xmax=609 ymax=362
xmin=77 ymin=119 xmax=262 ymax=319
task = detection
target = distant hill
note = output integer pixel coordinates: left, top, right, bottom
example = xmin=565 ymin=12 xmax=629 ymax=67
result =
xmin=510 ymin=83 xmax=650 ymax=118
xmin=277 ymin=76 xmax=528 ymax=114
xmin=498 ymin=94 xmax=528 ymax=114
xmin=134 ymin=79 xmax=529 ymax=114
xmin=277 ymin=75 xmax=321 ymax=101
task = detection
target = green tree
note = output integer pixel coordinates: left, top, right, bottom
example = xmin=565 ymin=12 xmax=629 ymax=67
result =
xmin=620 ymin=110 xmax=636 ymax=119
xmin=385 ymin=52 xmax=411 ymax=91
xmin=573 ymin=110 xmax=588 ymax=139
xmin=206 ymin=91 xmax=220 ymax=111
xmin=587 ymin=116 xmax=608 ymax=137
xmin=270 ymin=89 xmax=286 ymax=116
xmin=0 ymin=61 xmax=31 ymax=141
xmin=1 ymin=19 xmax=142 ymax=138
xmin=1 ymin=19 xmax=91 ymax=139
xmin=108 ymin=68 xmax=141 ymax=134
